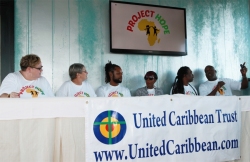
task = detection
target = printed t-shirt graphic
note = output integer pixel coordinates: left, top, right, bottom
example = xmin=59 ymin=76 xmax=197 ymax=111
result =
xmin=147 ymin=88 xmax=155 ymax=96
xmin=184 ymin=85 xmax=198 ymax=96
xmin=185 ymin=91 xmax=194 ymax=95
xmin=74 ymin=91 xmax=90 ymax=97
xmin=170 ymin=84 xmax=198 ymax=96
xmin=55 ymin=80 xmax=96 ymax=97
xmin=0 ymin=71 xmax=54 ymax=98
xmin=96 ymin=83 xmax=131 ymax=97
xmin=213 ymin=85 xmax=226 ymax=95
xmin=108 ymin=91 xmax=124 ymax=97
xmin=199 ymin=78 xmax=241 ymax=96
xmin=19 ymin=85 xmax=45 ymax=98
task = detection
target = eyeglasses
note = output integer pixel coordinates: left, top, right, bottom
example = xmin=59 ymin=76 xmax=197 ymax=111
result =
xmin=32 ymin=66 xmax=43 ymax=71
xmin=145 ymin=76 xmax=154 ymax=80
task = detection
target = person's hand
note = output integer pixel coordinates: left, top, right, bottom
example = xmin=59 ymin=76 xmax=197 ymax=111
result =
xmin=9 ymin=92 xmax=20 ymax=98
xmin=216 ymin=81 xmax=225 ymax=89
xmin=240 ymin=66 xmax=248 ymax=76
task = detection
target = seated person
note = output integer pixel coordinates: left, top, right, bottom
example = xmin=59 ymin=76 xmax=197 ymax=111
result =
xmin=135 ymin=71 xmax=163 ymax=96
xmin=56 ymin=63 xmax=96 ymax=97
xmin=96 ymin=61 xmax=131 ymax=97
xmin=0 ymin=54 xmax=54 ymax=98
xmin=199 ymin=65 xmax=248 ymax=96
xmin=170 ymin=66 xmax=198 ymax=95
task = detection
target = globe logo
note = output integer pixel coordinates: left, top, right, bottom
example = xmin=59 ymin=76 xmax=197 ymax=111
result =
xmin=93 ymin=110 xmax=127 ymax=145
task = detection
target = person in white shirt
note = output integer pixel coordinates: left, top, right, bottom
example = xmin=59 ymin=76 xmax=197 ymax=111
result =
xmin=170 ymin=66 xmax=198 ymax=95
xmin=199 ymin=65 xmax=248 ymax=96
xmin=96 ymin=61 xmax=131 ymax=97
xmin=56 ymin=63 xmax=96 ymax=97
xmin=0 ymin=54 xmax=54 ymax=98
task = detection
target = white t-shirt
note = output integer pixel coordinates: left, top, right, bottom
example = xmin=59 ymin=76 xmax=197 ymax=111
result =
xmin=199 ymin=78 xmax=241 ymax=96
xmin=56 ymin=80 xmax=96 ymax=97
xmin=170 ymin=84 xmax=198 ymax=96
xmin=147 ymin=88 xmax=155 ymax=96
xmin=0 ymin=71 xmax=54 ymax=98
xmin=96 ymin=83 xmax=131 ymax=97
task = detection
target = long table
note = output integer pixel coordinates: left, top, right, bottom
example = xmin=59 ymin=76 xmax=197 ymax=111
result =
xmin=0 ymin=96 xmax=249 ymax=162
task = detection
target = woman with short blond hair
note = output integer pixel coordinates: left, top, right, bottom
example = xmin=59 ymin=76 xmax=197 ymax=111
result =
xmin=0 ymin=54 xmax=54 ymax=98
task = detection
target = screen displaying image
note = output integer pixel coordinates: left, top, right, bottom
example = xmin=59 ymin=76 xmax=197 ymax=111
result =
xmin=110 ymin=1 xmax=187 ymax=56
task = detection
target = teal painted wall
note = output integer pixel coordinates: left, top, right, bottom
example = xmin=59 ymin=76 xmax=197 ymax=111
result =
xmin=14 ymin=0 xmax=250 ymax=95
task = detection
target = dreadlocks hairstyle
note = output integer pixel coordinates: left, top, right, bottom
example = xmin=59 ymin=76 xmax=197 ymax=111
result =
xmin=104 ymin=61 xmax=120 ymax=83
xmin=172 ymin=66 xmax=190 ymax=94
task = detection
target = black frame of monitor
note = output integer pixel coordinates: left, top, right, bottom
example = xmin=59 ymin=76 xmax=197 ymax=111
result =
xmin=109 ymin=1 xmax=187 ymax=56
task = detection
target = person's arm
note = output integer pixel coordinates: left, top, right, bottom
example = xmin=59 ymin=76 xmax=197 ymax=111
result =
xmin=0 ymin=73 xmax=20 ymax=98
xmin=0 ymin=92 xmax=20 ymax=98
xmin=135 ymin=87 xmax=146 ymax=96
xmin=206 ymin=81 xmax=225 ymax=96
xmin=199 ymin=81 xmax=225 ymax=96
xmin=0 ymin=93 xmax=9 ymax=98
xmin=240 ymin=67 xmax=248 ymax=89
xmin=158 ymin=89 xmax=164 ymax=95
xmin=135 ymin=89 xmax=141 ymax=96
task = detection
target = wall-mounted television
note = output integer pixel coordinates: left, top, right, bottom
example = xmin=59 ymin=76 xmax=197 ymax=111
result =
xmin=110 ymin=1 xmax=187 ymax=56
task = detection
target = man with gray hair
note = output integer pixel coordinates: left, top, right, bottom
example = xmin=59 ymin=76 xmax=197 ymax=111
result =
xmin=56 ymin=63 xmax=96 ymax=97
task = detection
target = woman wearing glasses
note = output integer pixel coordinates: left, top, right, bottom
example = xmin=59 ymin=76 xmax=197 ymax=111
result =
xmin=0 ymin=54 xmax=54 ymax=98
xmin=135 ymin=71 xmax=163 ymax=96
xmin=56 ymin=63 xmax=96 ymax=97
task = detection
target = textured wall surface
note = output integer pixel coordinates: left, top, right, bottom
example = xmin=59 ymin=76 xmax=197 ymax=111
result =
xmin=14 ymin=0 xmax=250 ymax=95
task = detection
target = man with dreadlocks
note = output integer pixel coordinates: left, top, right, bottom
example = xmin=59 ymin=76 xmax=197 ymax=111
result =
xmin=170 ymin=66 xmax=198 ymax=95
xmin=96 ymin=61 xmax=131 ymax=97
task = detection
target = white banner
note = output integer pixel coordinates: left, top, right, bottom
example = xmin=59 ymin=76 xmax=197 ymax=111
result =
xmin=85 ymin=95 xmax=241 ymax=162
xmin=240 ymin=96 xmax=250 ymax=111
xmin=0 ymin=98 xmax=86 ymax=120
xmin=0 ymin=96 xmax=248 ymax=120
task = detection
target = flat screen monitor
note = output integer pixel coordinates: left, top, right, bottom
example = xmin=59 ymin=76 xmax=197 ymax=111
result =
xmin=110 ymin=1 xmax=187 ymax=56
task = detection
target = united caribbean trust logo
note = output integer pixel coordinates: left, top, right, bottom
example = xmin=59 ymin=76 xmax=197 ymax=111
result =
xmin=93 ymin=110 xmax=127 ymax=145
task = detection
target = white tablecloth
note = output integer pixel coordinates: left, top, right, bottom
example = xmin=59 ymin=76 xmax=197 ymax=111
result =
xmin=0 ymin=97 xmax=249 ymax=162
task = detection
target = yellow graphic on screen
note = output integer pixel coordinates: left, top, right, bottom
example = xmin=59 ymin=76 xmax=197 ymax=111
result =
xmin=138 ymin=19 xmax=160 ymax=46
